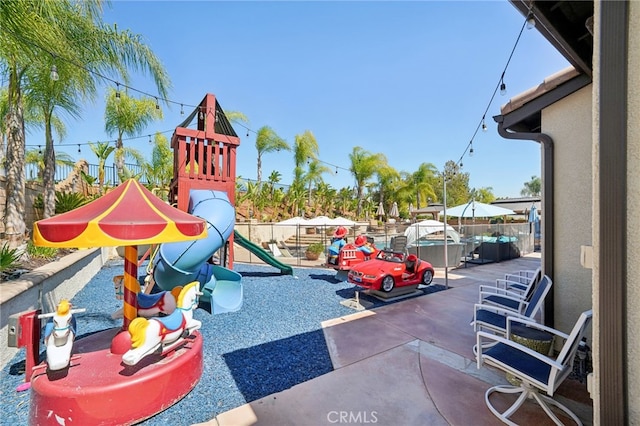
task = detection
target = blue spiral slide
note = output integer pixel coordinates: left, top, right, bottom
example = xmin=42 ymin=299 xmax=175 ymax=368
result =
xmin=152 ymin=190 xmax=243 ymax=315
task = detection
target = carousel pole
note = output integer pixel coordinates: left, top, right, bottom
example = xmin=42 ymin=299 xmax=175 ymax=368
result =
xmin=122 ymin=245 xmax=140 ymax=330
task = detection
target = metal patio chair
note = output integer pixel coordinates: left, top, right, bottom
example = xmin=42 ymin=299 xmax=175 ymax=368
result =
xmin=476 ymin=309 xmax=593 ymax=426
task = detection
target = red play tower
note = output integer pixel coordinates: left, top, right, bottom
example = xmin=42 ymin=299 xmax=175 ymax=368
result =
xmin=169 ymin=93 xmax=240 ymax=268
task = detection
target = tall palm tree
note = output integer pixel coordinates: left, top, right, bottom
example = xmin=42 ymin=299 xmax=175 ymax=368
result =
xmin=142 ymin=133 xmax=173 ymax=199
xmin=255 ymin=125 xmax=289 ymax=183
xmin=304 ymin=159 xmax=330 ymax=210
xmin=88 ymin=141 xmax=115 ymax=194
xmin=348 ymin=146 xmax=385 ymax=218
xmin=25 ymin=148 xmax=74 ymax=182
xmin=104 ymin=89 xmax=163 ymax=182
xmin=292 ymin=130 xmax=319 ymax=186
xmin=410 ymin=162 xmax=439 ymax=209
xmin=1 ymin=1 xmax=170 ymax=241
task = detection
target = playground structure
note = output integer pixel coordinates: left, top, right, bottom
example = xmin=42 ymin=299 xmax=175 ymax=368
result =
xmin=14 ymin=93 xmax=295 ymax=425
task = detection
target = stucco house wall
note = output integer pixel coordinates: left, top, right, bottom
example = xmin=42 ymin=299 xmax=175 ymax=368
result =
xmin=624 ymin=1 xmax=639 ymax=423
xmin=541 ymin=86 xmax=593 ymax=336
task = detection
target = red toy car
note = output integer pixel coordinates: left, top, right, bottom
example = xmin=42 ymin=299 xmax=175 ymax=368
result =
xmin=347 ymin=251 xmax=435 ymax=292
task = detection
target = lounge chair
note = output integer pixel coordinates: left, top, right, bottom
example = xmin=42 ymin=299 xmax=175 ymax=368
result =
xmin=476 ymin=309 xmax=593 ymax=425
xmin=478 ymin=271 xmax=544 ymax=315
xmin=471 ymin=275 xmax=552 ymax=345
xmin=277 ymin=241 xmax=293 ymax=257
xmin=496 ymin=266 xmax=542 ymax=296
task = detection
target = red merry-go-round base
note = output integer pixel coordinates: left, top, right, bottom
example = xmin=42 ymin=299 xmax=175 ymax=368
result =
xmin=29 ymin=328 xmax=203 ymax=425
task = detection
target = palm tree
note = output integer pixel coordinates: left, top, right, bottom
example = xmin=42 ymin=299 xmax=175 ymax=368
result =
xmin=1 ymin=1 xmax=170 ymax=242
xmin=521 ymin=176 xmax=541 ymax=197
xmin=304 ymin=159 xmax=330 ymax=210
xmin=142 ymin=133 xmax=173 ymax=199
xmin=25 ymin=148 xmax=74 ymax=182
xmin=255 ymin=126 xmax=289 ymax=183
xmin=348 ymin=146 xmax=385 ymax=218
xmin=410 ymin=162 xmax=439 ymax=209
xmin=88 ymin=141 xmax=115 ymax=194
xmin=292 ymin=130 xmax=319 ymax=185
xmin=104 ymin=89 xmax=163 ymax=182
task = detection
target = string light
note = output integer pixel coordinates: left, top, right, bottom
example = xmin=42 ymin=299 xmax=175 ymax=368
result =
xmin=50 ymin=65 xmax=59 ymax=81
xmin=115 ymin=82 xmax=121 ymax=100
xmin=180 ymin=104 xmax=184 ymax=116
xmin=38 ymin=146 xmax=42 ymax=154
xmin=77 ymin=144 xmax=81 ymax=154
xmin=155 ymin=97 xmax=160 ymax=110
xmin=526 ymin=13 xmax=536 ymax=29
xmin=452 ymin=14 xmax=529 ymax=170
xmin=148 ymin=135 xmax=152 ymax=144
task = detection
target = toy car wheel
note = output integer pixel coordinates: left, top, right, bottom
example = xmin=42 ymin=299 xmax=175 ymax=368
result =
xmin=422 ymin=269 xmax=434 ymax=285
xmin=381 ymin=275 xmax=395 ymax=292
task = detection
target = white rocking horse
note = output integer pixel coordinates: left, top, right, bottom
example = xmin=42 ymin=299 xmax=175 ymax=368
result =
xmin=122 ymin=281 xmax=202 ymax=366
xmin=40 ymin=300 xmax=85 ymax=371
xmin=111 ymin=275 xmax=181 ymax=319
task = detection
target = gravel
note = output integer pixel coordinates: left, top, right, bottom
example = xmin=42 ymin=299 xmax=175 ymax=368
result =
xmin=0 ymin=260 xmax=444 ymax=425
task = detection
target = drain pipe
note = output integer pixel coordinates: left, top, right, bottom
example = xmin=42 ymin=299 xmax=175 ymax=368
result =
xmin=493 ymin=115 xmax=554 ymax=327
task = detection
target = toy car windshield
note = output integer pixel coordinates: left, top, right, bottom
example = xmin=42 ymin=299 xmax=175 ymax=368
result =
xmin=376 ymin=250 xmax=405 ymax=262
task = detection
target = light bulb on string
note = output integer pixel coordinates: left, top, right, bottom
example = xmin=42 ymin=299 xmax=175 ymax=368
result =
xmin=38 ymin=146 xmax=42 ymax=155
xmin=77 ymin=144 xmax=81 ymax=154
xmin=335 ymin=167 xmax=338 ymax=174
xmin=482 ymin=117 xmax=487 ymax=132
xmin=198 ymin=108 xmax=204 ymax=120
xmin=50 ymin=65 xmax=59 ymax=81
xmin=500 ymin=78 xmax=507 ymax=96
xmin=115 ymin=83 xmax=121 ymax=100
xmin=469 ymin=143 xmax=474 ymax=157
xmin=246 ymin=131 xmax=249 ymax=138
xmin=155 ymin=97 xmax=160 ymax=110
xmin=148 ymin=135 xmax=152 ymax=144
xmin=180 ymin=104 xmax=184 ymax=116
xmin=526 ymin=13 xmax=536 ymax=29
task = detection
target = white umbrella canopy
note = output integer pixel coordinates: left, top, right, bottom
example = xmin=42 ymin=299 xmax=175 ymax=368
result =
xmin=329 ymin=216 xmax=357 ymax=226
xmin=445 ymin=201 xmax=515 ymax=218
xmin=276 ymin=216 xmax=308 ymax=225
xmin=375 ymin=202 xmax=385 ymax=217
xmin=303 ymin=215 xmax=335 ymax=226
xmin=404 ymin=219 xmax=460 ymax=246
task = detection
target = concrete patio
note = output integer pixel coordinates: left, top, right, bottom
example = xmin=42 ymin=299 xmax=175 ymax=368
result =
xmin=197 ymin=253 xmax=593 ymax=426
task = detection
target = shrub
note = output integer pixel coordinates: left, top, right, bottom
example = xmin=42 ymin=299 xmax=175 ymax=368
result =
xmin=34 ymin=191 xmax=91 ymax=215
xmin=26 ymin=240 xmax=58 ymax=260
xmin=0 ymin=243 xmax=22 ymax=273
xmin=306 ymin=242 xmax=325 ymax=254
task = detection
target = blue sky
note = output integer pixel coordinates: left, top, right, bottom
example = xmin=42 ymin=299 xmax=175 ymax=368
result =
xmin=32 ymin=1 xmax=569 ymax=198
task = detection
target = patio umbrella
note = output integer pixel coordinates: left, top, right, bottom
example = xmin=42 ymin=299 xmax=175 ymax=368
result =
xmin=32 ymin=179 xmax=208 ymax=330
xmin=445 ymin=201 xmax=515 ymax=218
xmin=389 ymin=202 xmax=399 ymax=218
xmin=376 ymin=202 xmax=385 ymax=220
xmin=275 ymin=216 xmax=308 ymax=225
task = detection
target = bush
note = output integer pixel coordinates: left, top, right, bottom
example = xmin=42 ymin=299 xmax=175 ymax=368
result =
xmin=34 ymin=191 xmax=91 ymax=214
xmin=0 ymin=243 xmax=22 ymax=273
xmin=306 ymin=242 xmax=325 ymax=254
xmin=26 ymin=240 xmax=58 ymax=260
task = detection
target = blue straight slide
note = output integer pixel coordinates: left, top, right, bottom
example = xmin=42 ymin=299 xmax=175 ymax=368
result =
xmin=152 ymin=190 xmax=243 ymax=315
